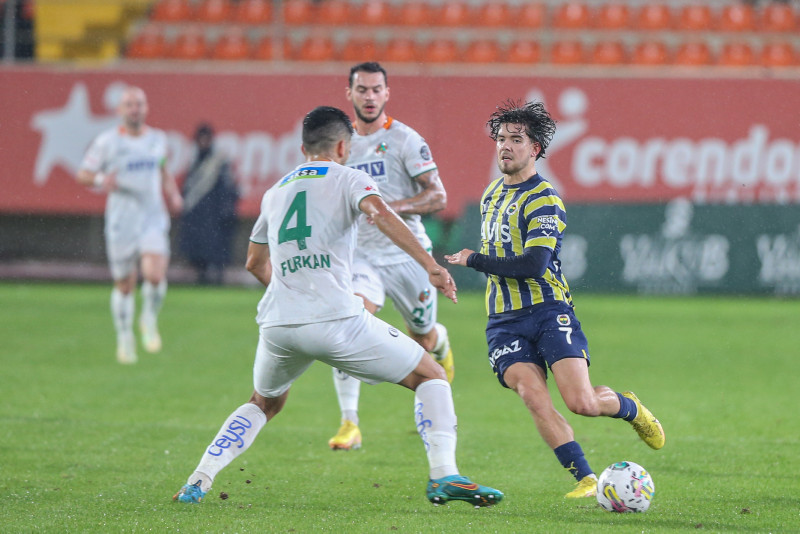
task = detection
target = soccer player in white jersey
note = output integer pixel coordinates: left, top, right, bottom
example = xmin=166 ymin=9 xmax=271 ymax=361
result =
xmin=172 ymin=106 xmax=503 ymax=507
xmin=328 ymin=62 xmax=455 ymax=451
xmin=77 ymin=86 xmax=183 ymax=364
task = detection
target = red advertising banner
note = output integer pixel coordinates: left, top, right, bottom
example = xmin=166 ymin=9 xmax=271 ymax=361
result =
xmin=1 ymin=67 xmax=799 ymax=218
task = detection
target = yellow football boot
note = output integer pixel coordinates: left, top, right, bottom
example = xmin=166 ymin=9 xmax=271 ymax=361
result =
xmin=623 ymin=391 xmax=665 ymax=450
xmin=565 ymin=475 xmax=597 ymax=498
xmin=328 ymin=420 xmax=362 ymax=451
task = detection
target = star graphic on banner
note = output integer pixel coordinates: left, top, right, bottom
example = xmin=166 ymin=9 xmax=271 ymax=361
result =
xmin=30 ymin=82 xmax=120 ymax=185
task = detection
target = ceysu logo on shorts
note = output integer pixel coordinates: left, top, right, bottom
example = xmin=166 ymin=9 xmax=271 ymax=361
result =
xmin=207 ymin=415 xmax=253 ymax=456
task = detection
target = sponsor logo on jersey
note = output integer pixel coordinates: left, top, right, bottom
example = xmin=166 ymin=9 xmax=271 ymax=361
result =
xmin=353 ymin=161 xmax=387 ymax=183
xmin=557 ymin=314 xmax=571 ymax=326
xmin=279 ymin=166 xmax=329 ymax=187
xmin=365 ymin=185 xmax=376 ymax=191
xmin=126 ymin=159 xmax=157 ymax=172
xmin=420 ymin=144 xmax=431 ymax=161
xmin=536 ymin=215 xmax=559 ymax=232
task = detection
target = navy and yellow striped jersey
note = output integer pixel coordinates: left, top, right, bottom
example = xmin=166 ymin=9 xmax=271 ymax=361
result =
xmin=478 ymin=174 xmax=572 ymax=315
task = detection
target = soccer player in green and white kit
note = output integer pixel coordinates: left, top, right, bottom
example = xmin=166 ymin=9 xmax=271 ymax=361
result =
xmin=329 ymin=62 xmax=455 ymax=451
xmin=446 ymin=100 xmax=665 ymax=499
xmin=173 ymin=106 xmax=503 ymax=508
xmin=77 ymin=86 xmax=183 ymax=364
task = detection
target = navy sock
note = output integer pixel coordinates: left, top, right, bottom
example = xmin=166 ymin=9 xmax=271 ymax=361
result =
xmin=553 ymin=441 xmax=593 ymax=481
xmin=612 ymin=392 xmax=638 ymax=422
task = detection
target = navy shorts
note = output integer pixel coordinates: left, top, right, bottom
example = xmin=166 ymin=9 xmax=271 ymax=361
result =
xmin=485 ymin=302 xmax=590 ymax=388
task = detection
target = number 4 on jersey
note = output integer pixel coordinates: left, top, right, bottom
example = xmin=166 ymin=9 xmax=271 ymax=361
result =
xmin=278 ymin=191 xmax=312 ymax=250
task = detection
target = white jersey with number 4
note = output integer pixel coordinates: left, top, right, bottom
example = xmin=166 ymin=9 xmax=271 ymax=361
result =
xmin=250 ymin=161 xmax=381 ymax=327
xmin=80 ymin=126 xmax=170 ymax=257
xmin=347 ymin=117 xmax=437 ymax=265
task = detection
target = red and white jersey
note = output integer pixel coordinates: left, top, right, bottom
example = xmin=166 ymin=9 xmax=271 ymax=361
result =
xmin=250 ymin=161 xmax=381 ymax=327
xmin=80 ymin=126 xmax=169 ymax=244
xmin=347 ymin=117 xmax=437 ymax=265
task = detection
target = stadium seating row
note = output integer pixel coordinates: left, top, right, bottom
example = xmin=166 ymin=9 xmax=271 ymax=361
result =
xmin=126 ymin=26 xmax=799 ymax=67
xmin=148 ymin=0 xmax=798 ymax=33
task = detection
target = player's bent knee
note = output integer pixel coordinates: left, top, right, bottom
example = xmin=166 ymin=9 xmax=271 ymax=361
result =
xmin=564 ymin=396 xmax=600 ymax=417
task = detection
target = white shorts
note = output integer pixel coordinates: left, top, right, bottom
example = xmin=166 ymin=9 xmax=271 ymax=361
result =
xmin=253 ymin=309 xmax=425 ymax=398
xmin=351 ymin=257 xmax=438 ymax=335
xmin=106 ymin=225 xmax=170 ymax=280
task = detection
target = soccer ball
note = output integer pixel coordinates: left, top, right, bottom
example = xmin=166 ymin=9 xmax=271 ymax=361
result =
xmin=596 ymin=461 xmax=655 ymax=513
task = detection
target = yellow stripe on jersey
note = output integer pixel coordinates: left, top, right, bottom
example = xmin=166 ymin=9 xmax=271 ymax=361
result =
xmin=478 ymin=175 xmax=572 ymax=315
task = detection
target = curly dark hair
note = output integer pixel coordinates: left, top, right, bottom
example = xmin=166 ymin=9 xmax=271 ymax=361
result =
xmin=487 ymin=100 xmax=557 ymax=160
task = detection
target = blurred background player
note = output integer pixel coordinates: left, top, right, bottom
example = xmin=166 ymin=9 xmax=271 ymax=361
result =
xmin=173 ymin=105 xmax=503 ymax=508
xmin=328 ymin=62 xmax=454 ymax=451
xmin=76 ymin=86 xmax=182 ymax=364
xmin=179 ymin=122 xmax=239 ymax=285
xmin=445 ymin=100 xmax=665 ymax=498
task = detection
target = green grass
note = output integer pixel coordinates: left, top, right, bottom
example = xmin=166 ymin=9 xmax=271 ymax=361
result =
xmin=1 ymin=282 xmax=799 ymax=533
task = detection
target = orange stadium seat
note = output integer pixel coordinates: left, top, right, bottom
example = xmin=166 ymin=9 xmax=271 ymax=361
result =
xmin=295 ymin=35 xmax=335 ymax=61
xmin=316 ymin=0 xmax=352 ymax=25
xmin=169 ymin=27 xmax=209 ymax=60
xmin=233 ymin=0 xmax=272 ymax=25
xmin=283 ymin=0 xmax=314 ymax=25
xmin=211 ymin=27 xmax=250 ymax=60
xmin=151 ymin=0 xmax=193 ymax=23
xmin=591 ymin=41 xmax=626 ymax=65
xmin=196 ymin=0 xmax=232 ymax=23
xmin=550 ymin=40 xmax=584 ymax=64
xmin=553 ymin=3 xmax=591 ymax=30
xmin=597 ymin=3 xmax=630 ymax=30
xmin=674 ymin=41 xmax=712 ymax=66
xmin=632 ymin=41 xmax=669 ymax=66
xmin=761 ymin=3 xmax=796 ymax=32
xmin=398 ymin=2 xmax=432 ymax=27
xmin=126 ymin=25 xmax=167 ymax=59
xmin=719 ymin=4 xmax=755 ymax=32
xmin=761 ymin=42 xmax=798 ymax=67
xmin=357 ymin=0 xmax=391 ymax=26
xmin=423 ymin=39 xmax=459 ymax=63
xmin=463 ymin=40 xmax=500 ymax=63
xmin=339 ymin=38 xmax=380 ymax=62
xmin=516 ymin=3 xmax=546 ymax=29
xmin=636 ymin=4 xmax=672 ymax=31
xmin=507 ymin=40 xmax=541 ymax=64
xmin=718 ymin=42 xmax=755 ymax=67
xmin=438 ymin=2 xmax=471 ymax=27
xmin=252 ymin=35 xmax=275 ymax=60
xmin=476 ymin=3 xmax=511 ymax=28
xmin=678 ymin=5 xmax=713 ymax=31
xmin=383 ymin=38 xmax=420 ymax=62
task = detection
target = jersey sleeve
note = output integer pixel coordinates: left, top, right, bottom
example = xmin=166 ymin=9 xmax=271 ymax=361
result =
xmin=80 ymin=131 xmax=111 ymax=173
xmin=249 ymin=193 xmax=270 ymax=244
xmin=522 ymin=194 xmax=567 ymax=252
xmin=347 ymin=167 xmax=382 ymax=212
xmin=401 ymin=130 xmax=437 ymax=179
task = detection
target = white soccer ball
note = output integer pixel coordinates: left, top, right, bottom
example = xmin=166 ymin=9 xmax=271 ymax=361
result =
xmin=596 ymin=461 xmax=655 ymax=513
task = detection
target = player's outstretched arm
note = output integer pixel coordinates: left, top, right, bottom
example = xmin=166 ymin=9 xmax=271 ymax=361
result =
xmin=360 ymin=195 xmax=456 ymax=303
xmin=246 ymin=241 xmax=272 ymax=287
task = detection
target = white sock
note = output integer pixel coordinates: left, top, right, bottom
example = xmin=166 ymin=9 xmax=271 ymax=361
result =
xmin=141 ymin=280 xmax=166 ymax=326
xmin=431 ymin=323 xmax=450 ymax=361
xmin=414 ymin=378 xmax=459 ymax=480
xmin=333 ymin=368 xmax=360 ymax=425
xmin=188 ymin=403 xmax=267 ymax=492
xmin=110 ymin=288 xmax=134 ymax=341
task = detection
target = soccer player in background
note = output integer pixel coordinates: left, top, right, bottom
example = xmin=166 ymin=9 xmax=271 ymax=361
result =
xmin=76 ymin=86 xmax=183 ymax=364
xmin=173 ymin=106 xmax=503 ymax=507
xmin=328 ymin=62 xmax=455 ymax=451
xmin=445 ymin=100 xmax=665 ymax=498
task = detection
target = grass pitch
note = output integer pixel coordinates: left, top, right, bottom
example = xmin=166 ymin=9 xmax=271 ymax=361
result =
xmin=1 ymin=282 xmax=798 ymax=533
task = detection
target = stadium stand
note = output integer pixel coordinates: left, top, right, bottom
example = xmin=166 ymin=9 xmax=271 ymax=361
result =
xmin=105 ymin=0 xmax=800 ymax=69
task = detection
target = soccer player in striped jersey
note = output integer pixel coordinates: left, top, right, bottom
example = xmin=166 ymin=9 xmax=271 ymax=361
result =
xmin=445 ymin=100 xmax=665 ymax=499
